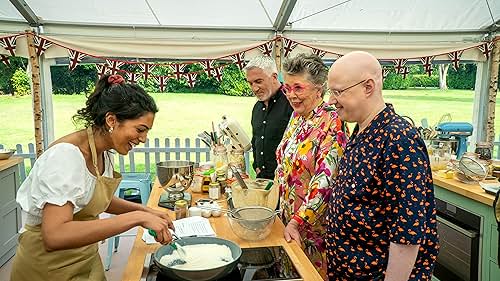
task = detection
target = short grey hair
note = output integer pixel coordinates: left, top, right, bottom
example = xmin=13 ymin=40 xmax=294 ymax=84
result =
xmin=283 ymin=53 xmax=328 ymax=95
xmin=244 ymin=56 xmax=278 ymax=76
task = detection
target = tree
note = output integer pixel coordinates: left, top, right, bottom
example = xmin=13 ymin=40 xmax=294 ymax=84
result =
xmin=439 ymin=64 xmax=449 ymax=90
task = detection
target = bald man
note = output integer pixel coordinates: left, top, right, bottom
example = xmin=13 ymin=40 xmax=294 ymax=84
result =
xmin=325 ymin=51 xmax=439 ymax=281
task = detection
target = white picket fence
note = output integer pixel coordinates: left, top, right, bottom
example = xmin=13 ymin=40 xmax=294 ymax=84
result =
xmin=2 ymin=136 xmax=500 ymax=182
xmin=1 ymin=138 xmax=251 ymax=181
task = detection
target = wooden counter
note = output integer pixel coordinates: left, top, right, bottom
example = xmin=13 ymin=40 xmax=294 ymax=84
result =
xmin=432 ymin=173 xmax=495 ymax=206
xmin=122 ymin=179 xmax=323 ymax=281
xmin=0 ymin=157 xmax=22 ymax=172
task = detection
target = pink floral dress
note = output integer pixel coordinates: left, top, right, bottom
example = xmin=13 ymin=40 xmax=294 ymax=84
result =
xmin=275 ymin=101 xmax=348 ymax=279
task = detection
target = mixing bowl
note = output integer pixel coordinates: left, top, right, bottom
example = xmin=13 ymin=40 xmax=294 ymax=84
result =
xmin=0 ymin=149 xmax=15 ymax=160
xmin=227 ymin=206 xmax=276 ymax=241
xmin=156 ymin=161 xmax=195 ymax=191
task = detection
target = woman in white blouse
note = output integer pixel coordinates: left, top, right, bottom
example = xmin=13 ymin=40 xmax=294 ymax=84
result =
xmin=11 ymin=74 xmax=173 ymax=281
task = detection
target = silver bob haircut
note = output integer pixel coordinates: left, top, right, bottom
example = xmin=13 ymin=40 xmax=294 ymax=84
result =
xmin=244 ymin=56 xmax=278 ymax=76
xmin=282 ymin=53 xmax=328 ymax=96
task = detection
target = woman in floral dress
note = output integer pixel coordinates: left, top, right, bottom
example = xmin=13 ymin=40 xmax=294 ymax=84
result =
xmin=275 ymin=54 xmax=348 ymax=279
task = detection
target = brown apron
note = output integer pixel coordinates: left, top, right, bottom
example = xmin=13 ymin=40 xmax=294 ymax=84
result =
xmin=11 ymin=127 xmax=122 ymax=281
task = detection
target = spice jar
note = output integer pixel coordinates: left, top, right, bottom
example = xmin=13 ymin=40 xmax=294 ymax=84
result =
xmin=212 ymin=145 xmax=228 ymax=175
xmin=216 ymin=172 xmax=227 ymax=196
xmin=229 ymin=148 xmax=246 ymax=173
xmin=174 ymin=199 xmax=188 ymax=220
xmin=475 ymin=142 xmax=492 ymax=160
xmin=209 ymin=182 xmax=221 ymax=200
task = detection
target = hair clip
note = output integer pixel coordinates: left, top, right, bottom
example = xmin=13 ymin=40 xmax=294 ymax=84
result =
xmin=108 ymin=74 xmax=125 ymax=85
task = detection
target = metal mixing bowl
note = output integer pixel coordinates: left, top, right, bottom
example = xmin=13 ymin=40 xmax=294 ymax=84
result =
xmin=0 ymin=149 xmax=15 ymax=160
xmin=156 ymin=160 xmax=195 ymax=191
xmin=227 ymin=206 xmax=276 ymax=241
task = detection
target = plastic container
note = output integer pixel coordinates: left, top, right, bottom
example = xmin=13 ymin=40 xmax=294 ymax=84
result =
xmin=174 ymin=199 xmax=188 ymax=220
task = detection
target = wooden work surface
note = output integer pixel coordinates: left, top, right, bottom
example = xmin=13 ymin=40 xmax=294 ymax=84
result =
xmin=0 ymin=157 xmax=22 ymax=172
xmin=122 ymin=179 xmax=323 ymax=281
xmin=433 ymin=173 xmax=496 ymax=206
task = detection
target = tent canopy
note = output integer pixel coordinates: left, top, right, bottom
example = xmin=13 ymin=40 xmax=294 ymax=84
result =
xmin=1 ymin=0 xmax=499 ymax=60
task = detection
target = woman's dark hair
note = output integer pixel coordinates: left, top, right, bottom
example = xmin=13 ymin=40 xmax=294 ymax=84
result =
xmin=73 ymin=74 xmax=158 ymax=129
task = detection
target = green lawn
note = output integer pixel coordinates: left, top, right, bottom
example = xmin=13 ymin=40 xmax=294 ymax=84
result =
xmin=0 ymin=89 xmax=498 ymax=150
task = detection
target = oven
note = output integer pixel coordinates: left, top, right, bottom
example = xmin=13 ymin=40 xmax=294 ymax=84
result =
xmin=434 ymin=198 xmax=480 ymax=281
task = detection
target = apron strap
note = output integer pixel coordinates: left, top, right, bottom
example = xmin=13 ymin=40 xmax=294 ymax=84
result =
xmin=86 ymin=127 xmax=100 ymax=177
xmin=494 ymin=190 xmax=500 ymax=267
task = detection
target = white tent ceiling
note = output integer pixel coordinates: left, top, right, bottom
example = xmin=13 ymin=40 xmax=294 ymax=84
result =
xmin=0 ymin=0 xmax=499 ymax=60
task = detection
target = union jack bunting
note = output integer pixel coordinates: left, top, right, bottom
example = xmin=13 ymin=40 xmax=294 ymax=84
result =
xmin=382 ymin=68 xmax=391 ymax=80
xmin=230 ymin=52 xmax=246 ymax=70
xmin=311 ymin=48 xmax=326 ymax=58
xmin=399 ymin=66 xmax=410 ymax=79
xmin=0 ymin=35 xmax=18 ymax=56
xmin=448 ymin=50 xmax=464 ymax=71
xmin=477 ymin=42 xmax=494 ymax=59
xmin=0 ymin=54 xmax=10 ymax=66
xmin=282 ymin=38 xmax=298 ymax=58
xmin=258 ymin=41 xmax=274 ymax=56
xmin=106 ymin=59 xmax=124 ymax=75
xmin=33 ymin=36 xmax=53 ymax=56
xmin=139 ymin=64 xmax=155 ymax=81
xmin=185 ymin=73 xmax=198 ymax=88
xmin=154 ymin=76 xmax=169 ymax=92
xmin=95 ymin=64 xmax=110 ymax=79
xmin=393 ymin=59 xmax=408 ymax=74
xmin=200 ymin=60 xmax=216 ymax=77
xmin=170 ymin=64 xmax=186 ymax=80
xmin=420 ymin=56 xmax=435 ymax=76
xmin=212 ymin=66 xmax=224 ymax=82
xmin=68 ymin=49 xmax=87 ymax=71
xmin=126 ymin=72 xmax=142 ymax=84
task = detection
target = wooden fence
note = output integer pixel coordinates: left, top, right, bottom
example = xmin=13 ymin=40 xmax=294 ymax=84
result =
xmin=2 ymin=136 xmax=500 ymax=182
xmin=1 ymin=138 xmax=250 ymax=181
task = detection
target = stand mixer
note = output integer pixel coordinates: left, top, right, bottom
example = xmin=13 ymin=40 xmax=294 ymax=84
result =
xmin=156 ymin=160 xmax=195 ymax=209
xmin=435 ymin=122 xmax=473 ymax=158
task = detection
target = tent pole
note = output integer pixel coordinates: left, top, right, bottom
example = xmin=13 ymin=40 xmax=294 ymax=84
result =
xmin=275 ymin=36 xmax=283 ymax=73
xmin=471 ymin=57 xmax=491 ymax=151
xmin=25 ymin=30 xmax=44 ymax=157
xmin=39 ymin=56 xmax=55 ymax=148
xmin=486 ymin=39 xmax=500 ymax=146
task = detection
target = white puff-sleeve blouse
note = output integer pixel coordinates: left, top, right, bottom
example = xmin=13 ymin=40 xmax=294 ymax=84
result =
xmin=16 ymin=143 xmax=114 ymax=226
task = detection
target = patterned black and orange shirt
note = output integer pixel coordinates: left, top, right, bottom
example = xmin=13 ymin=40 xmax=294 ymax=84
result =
xmin=326 ymin=105 xmax=439 ymax=281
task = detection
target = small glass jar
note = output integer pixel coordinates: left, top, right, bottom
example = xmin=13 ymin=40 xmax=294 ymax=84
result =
xmin=475 ymin=142 xmax=492 ymax=160
xmin=212 ymin=145 xmax=228 ymax=175
xmin=208 ymin=182 xmax=221 ymax=200
xmin=216 ymin=173 xmax=227 ymax=196
xmin=174 ymin=199 xmax=188 ymax=220
xmin=229 ymin=148 xmax=246 ymax=173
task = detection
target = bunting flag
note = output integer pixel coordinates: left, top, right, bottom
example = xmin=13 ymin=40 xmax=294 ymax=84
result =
xmin=382 ymin=68 xmax=391 ymax=80
xmin=106 ymin=59 xmax=124 ymax=75
xmin=399 ymin=66 xmax=410 ymax=79
xmin=420 ymin=56 xmax=435 ymax=76
xmin=212 ymin=66 xmax=224 ymax=82
xmin=282 ymin=38 xmax=298 ymax=58
xmin=258 ymin=41 xmax=274 ymax=56
xmin=154 ymin=76 xmax=169 ymax=92
xmin=185 ymin=73 xmax=198 ymax=88
xmin=33 ymin=36 xmax=53 ymax=56
xmin=139 ymin=64 xmax=155 ymax=81
xmin=230 ymin=52 xmax=246 ymax=70
xmin=171 ymin=64 xmax=186 ymax=80
xmin=477 ymin=42 xmax=494 ymax=59
xmin=95 ymin=64 xmax=110 ymax=79
xmin=0 ymin=54 xmax=10 ymax=66
xmin=68 ymin=49 xmax=87 ymax=71
xmin=311 ymin=48 xmax=326 ymax=58
xmin=393 ymin=59 xmax=408 ymax=74
xmin=126 ymin=72 xmax=142 ymax=84
xmin=0 ymin=35 xmax=18 ymax=56
xmin=200 ymin=60 xmax=216 ymax=77
xmin=448 ymin=50 xmax=464 ymax=71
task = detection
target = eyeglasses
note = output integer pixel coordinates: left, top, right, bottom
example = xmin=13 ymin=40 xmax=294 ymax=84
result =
xmin=283 ymin=83 xmax=319 ymax=96
xmin=329 ymin=80 xmax=366 ymax=97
